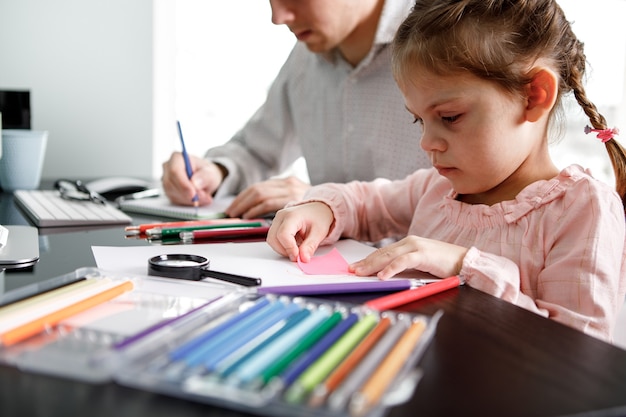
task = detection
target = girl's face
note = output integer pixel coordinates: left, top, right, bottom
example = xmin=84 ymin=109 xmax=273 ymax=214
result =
xmin=400 ymin=71 xmax=550 ymax=205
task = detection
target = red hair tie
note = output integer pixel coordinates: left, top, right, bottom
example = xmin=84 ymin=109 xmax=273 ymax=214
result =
xmin=584 ymin=125 xmax=620 ymax=143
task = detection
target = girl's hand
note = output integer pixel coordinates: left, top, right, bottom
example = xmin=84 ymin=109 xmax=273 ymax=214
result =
xmin=350 ymin=235 xmax=469 ymax=279
xmin=266 ymin=202 xmax=335 ymax=262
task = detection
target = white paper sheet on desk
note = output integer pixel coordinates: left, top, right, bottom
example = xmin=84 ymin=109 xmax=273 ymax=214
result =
xmin=91 ymin=239 xmax=421 ymax=287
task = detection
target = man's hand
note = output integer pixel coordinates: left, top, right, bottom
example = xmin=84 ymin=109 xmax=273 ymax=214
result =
xmin=226 ymin=176 xmax=311 ymax=219
xmin=161 ymin=152 xmax=225 ymax=206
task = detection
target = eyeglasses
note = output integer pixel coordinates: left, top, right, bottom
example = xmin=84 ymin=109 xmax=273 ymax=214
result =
xmin=54 ymin=179 xmax=107 ymax=205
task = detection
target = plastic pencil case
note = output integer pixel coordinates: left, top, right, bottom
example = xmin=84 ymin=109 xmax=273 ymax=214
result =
xmin=114 ymin=291 xmax=442 ymax=417
xmin=0 ymin=267 xmax=236 ymax=383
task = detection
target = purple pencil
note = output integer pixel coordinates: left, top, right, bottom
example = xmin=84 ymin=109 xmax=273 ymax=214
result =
xmin=258 ymin=280 xmax=413 ymax=296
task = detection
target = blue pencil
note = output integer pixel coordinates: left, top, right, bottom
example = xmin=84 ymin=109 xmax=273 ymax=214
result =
xmin=217 ymin=308 xmax=312 ymax=378
xmin=201 ymin=301 xmax=302 ymax=372
xmin=169 ymin=297 xmax=270 ymax=362
xmin=182 ymin=300 xmax=287 ymax=368
xmin=228 ymin=307 xmax=331 ymax=385
xmin=278 ymin=312 xmax=360 ymax=387
xmin=176 ymin=120 xmax=199 ymax=206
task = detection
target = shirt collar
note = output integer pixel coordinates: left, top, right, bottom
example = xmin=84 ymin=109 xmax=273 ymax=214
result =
xmin=374 ymin=0 xmax=415 ymax=46
xmin=322 ymin=0 xmax=414 ymax=65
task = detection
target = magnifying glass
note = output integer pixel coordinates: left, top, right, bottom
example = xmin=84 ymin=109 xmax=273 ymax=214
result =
xmin=148 ymin=254 xmax=261 ymax=287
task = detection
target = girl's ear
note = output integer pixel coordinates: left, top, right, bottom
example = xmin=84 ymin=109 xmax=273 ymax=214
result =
xmin=525 ymin=68 xmax=558 ymax=123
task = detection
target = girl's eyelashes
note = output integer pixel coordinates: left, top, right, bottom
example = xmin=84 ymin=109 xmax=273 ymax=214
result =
xmin=442 ymin=114 xmax=461 ymax=123
xmin=411 ymin=114 xmax=460 ymax=125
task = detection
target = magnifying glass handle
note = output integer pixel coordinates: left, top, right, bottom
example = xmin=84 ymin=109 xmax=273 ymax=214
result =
xmin=202 ymin=269 xmax=262 ymax=287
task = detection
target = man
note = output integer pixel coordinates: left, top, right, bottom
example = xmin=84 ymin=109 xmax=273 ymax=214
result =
xmin=162 ymin=0 xmax=429 ymax=218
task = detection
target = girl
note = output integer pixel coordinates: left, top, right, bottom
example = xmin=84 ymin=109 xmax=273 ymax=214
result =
xmin=266 ymin=0 xmax=626 ymax=342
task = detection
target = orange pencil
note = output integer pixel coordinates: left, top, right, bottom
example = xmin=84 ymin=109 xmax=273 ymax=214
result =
xmin=124 ymin=218 xmax=248 ymax=235
xmin=0 ymin=280 xmax=134 ymax=347
xmin=349 ymin=318 xmax=426 ymax=417
xmin=309 ymin=315 xmax=392 ymax=407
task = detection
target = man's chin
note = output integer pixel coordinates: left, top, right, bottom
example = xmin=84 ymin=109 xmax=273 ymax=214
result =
xmin=299 ymin=38 xmax=332 ymax=54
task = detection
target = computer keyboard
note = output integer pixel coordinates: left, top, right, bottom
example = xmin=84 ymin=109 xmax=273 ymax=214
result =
xmin=13 ymin=190 xmax=132 ymax=227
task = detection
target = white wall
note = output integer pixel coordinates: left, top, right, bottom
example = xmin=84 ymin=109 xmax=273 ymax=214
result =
xmin=152 ymin=0 xmax=295 ymax=180
xmin=552 ymin=0 xmax=626 ymax=186
xmin=1 ymin=0 xmax=623 ymax=186
xmin=0 ymin=0 xmax=153 ymax=181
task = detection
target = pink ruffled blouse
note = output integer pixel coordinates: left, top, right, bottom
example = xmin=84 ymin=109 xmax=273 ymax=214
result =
xmin=303 ymin=165 xmax=626 ymax=342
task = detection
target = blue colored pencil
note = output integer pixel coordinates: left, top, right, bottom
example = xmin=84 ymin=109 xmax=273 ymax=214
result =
xmin=182 ymin=300 xmax=287 ymax=367
xmin=278 ymin=312 xmax=360 ymax=387
xmin=254 ymin=311 xmax=344 ymax=387
xmin=282 ymin=313 xmax=379 ymax=404
xmin=201 ymin=301 xmax=302 ymax=372
xmin=169 ymin=297 xmax=270 ymax=362
xmin=218 ymin=308 xmax=312 ymax=378
xmin=113 ymin=297 xmax=220 ymax=351
xmin=176 ymin=120 xmax=199 ymax=206
xmin=228 ymin=307 xmax=331 ymax=384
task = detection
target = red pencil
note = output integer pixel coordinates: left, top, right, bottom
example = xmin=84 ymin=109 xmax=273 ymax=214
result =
xmin=179 ymin=225 xmax=271 ymax=241
xmin=124 ymin=218 xmax=254 ymax=235
xmin=365 ymin=275 xmax=462 ymax=311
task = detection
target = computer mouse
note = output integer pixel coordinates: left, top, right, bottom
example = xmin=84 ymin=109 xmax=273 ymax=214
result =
xmin=86 ymin=177 xmax=151 ymax=198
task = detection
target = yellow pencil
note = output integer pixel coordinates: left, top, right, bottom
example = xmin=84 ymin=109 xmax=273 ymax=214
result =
xmin=0 ymin=278 xmax=99 ymax=318
xmin=0 ymin=280 xmax=134 ymax=347
xmin=349 ymin=318 xmax=426 ymax=417
xmin=0 ymin=279 xmax=114 ymax=334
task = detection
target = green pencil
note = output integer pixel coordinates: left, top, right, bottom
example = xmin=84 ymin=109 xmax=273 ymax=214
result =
xmin=284 ymin=313 xmax=378 ymax=404
xmin=258 ymin=310 xmax=344 ymax=386
xmin=145 ymin=221 xmax=265 ymax=239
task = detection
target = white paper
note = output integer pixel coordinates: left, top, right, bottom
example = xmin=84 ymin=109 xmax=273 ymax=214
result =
xmin=92 ymin=240 xmax=385 ymax=288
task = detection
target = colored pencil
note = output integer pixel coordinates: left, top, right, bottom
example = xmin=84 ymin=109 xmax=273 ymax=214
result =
xmin=0 ymin=279 xmax=113 ymax=333
xmin=180 ymin=225 xmax=270 ymax=241
xmin=201 ymin=301 xmax=302 ymax=372
xmin=284 ymin=313 xmax=379 ymax=404
xmin=145 ymin=221 xmax=267 ymax=238
xmin=0 ymin=276 xmax=87 ymax=308
xmin=124 ymin=218 xmax=250 ymax=235
xmin=113 ymin=296 xmax=224 ymax=351
xmin=168 ymin=297 xmax=271 ymax=362
xmin=258 ymin=279 xmax=413 ymax=296
xmin=217 ymin=308 xmax=312 ymax=378
xmin=177 ymin=120 xmax=199 ymax=207
xmin=256 ymin=311 xmax=344 ymax=387
xmin=364 ymin=275 xmax=461 ymax=310
xmin=327 ymin=317 xmax=409 ymax=411
xmin=279 ymin=313 xmax=361 ymax=388
xmin=308 ymin=315 xmax=392 ymax=407
xmin=349 ymin=318 xmax=427 ymax=416
xmin=228 ymin=307 xmax=331 ymax=385
xmin=1 ymin=280 xmax=134 ymax=346
xmin=0 ymin=278 xmax=100 ymax=319
xmin=182 ymin=300 xmax=286 ymax=368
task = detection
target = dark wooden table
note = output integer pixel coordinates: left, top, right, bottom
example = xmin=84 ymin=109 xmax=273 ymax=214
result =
xmin=2 ymin=191 xmax=626 ymax=417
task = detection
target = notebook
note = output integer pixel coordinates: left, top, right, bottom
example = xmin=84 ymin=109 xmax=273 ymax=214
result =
xmin=14 ymin=190 xmax=132 ymax=228
xmin=118 ymin=195 xmax=235 ymax=220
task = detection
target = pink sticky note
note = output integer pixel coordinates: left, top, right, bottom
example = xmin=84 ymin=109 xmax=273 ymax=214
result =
xmin=297 ymin=247 xmax=352 ymax=275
